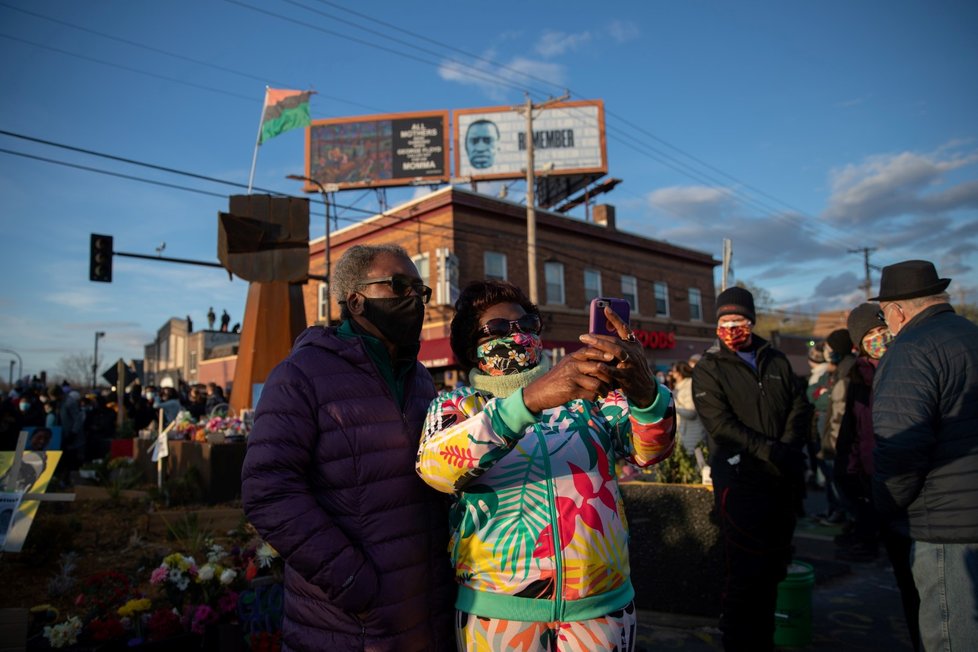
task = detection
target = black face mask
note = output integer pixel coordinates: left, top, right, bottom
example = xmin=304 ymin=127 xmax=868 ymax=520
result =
xmin=360 ymin=294 xmax=425 ymax=351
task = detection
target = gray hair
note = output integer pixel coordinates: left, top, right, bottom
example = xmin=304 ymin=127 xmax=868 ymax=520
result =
xmin=331 ymin=243 xmax=410 ymax=316
xmin=905 ymin=291 xmax=950 ymax=309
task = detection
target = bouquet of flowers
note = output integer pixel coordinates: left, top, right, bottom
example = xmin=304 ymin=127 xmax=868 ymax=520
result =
xmin=169 ymin=410 xmax=200 ymax=441
xmin=203 ymin=416 xmax=248 ymax=443
xmin=149 ymin=546 xmax=242 ymax=635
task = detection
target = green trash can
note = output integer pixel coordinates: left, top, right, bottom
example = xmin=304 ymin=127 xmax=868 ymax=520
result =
xmin=774 ymin=560 xmax=815 ymax=647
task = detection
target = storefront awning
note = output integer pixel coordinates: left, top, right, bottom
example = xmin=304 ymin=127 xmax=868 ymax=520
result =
xmin=419 ymin=337 xmax=456 ymax=369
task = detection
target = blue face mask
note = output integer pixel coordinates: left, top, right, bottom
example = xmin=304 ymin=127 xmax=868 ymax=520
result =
xmin=18 ymin=401 xmax=30 ymax=412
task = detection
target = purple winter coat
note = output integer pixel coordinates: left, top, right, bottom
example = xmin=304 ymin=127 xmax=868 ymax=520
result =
xmin=241 ymin=326 xmax=455 ymax=652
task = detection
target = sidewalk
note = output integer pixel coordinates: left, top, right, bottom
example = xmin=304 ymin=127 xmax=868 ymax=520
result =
xmin=633 ymin=488 xmax=916 ymax=651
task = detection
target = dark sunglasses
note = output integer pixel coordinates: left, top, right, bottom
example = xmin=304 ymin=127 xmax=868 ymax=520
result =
xmin=478 ymin=313 xmax=542 ymax=338
xmin=357 ymin=274 xmax=432 ymax=304
xmin=876 ymin=309 xmax=886 ymax=324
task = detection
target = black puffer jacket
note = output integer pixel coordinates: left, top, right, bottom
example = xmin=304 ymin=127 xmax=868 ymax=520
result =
xmin=692 ymin=335 xmax=810 ymax=481
xmin=872 ymin=303 xmax=978 ymax=542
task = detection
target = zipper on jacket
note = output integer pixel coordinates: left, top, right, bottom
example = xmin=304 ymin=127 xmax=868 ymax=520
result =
xmin=536 ymin=427 xmax=564 ymax=622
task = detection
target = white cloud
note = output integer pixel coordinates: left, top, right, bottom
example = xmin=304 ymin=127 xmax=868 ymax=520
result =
xmin=823 ymin=148 xmax=978 ymax=224
xmin=646 ymin=185 xmax=737 ymax=221
xmin=607 ymin=20 xmax=640 ymax=43
xmin=535 ymin=31 xmax=592 ymax=58
xmin=438 ymin=55 xmax=566 ymax=101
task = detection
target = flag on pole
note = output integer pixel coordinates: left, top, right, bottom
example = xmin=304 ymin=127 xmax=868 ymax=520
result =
xmin=259 ymin=89 xmax=313 ymax=145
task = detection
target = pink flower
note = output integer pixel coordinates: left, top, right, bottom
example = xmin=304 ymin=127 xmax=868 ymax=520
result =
xmin=217 ymin=591 xmax=239 ymax=615
xmin=190 ymin=604 xmax=218 ymax=635
xmin=150 ymin=567 xmax=168 ymax=585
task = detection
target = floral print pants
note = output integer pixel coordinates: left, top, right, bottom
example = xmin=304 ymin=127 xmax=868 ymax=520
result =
xmin=455 ymin=602 xmax=636 ymax=651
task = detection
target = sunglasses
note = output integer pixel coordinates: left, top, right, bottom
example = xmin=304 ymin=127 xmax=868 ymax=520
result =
xmin=478 ymin=313 xmax=542 ymax=338
xmin=357 ymin=274 xmax=432 ymax=304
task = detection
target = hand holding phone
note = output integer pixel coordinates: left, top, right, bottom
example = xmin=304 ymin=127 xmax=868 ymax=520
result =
xmin=589 ymin=298 xmax=630 ymax=337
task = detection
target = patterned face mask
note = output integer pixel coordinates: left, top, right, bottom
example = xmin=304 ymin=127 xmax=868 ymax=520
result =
xmin=716 ymin=321 xmax=753 ymax=352
xmin=863 ymin=330 xmax=894 ymax=360
xmin=476 ymin=333 xmax=543 ymax=376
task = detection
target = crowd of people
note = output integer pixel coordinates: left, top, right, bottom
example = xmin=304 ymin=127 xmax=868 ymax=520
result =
xmin=4 ymin=245 xmax=974 ymax=652
xmin=238 ymin=246 xmax=975 ymax=652
xmin=0 ymin=378 xmax=229 ymax=485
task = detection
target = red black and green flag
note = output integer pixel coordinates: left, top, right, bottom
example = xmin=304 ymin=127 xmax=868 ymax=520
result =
xmin=259 ymin=89 xmax=313 ymax=144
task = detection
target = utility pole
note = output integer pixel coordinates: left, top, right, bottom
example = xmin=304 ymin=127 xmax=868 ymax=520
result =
xmin=849 ymin=247 xmax=877 ymax=300
xmin=721 ymin=238 xmax=733 ymax=291
xmin=516 ymin=91 xmax=569 ymax=304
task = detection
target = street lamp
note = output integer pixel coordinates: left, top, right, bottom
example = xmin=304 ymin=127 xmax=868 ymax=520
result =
xmin=287 ymin=174 xmax=337 ymax=325
xmin=93 ymin=331 xmax=106 ymax=390
xmin=7 ymin=360 xmax=13 ymax=387
xmin=0 ymin=348 xmax=21 ymax=384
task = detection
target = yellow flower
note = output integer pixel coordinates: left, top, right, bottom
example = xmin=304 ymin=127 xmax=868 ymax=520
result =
xmin=117 ymin=598 xmax=152 ymax=618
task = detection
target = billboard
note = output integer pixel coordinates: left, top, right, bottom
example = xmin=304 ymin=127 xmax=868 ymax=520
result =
xmin=454 ymin=100 xmax=607 ymax=181
xmin=305 ymin=111 xmax=450 ymax=190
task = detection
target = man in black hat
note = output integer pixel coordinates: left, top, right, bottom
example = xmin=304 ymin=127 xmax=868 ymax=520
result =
xmin=692 ymin=286 xmax=811 ymax=652
xmin=871 ymin=259 xmax=978 ymax=651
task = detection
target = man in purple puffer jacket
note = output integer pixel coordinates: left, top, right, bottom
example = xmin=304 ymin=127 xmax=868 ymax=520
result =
xmin=242 ymin=244 xmax=455 ymax=651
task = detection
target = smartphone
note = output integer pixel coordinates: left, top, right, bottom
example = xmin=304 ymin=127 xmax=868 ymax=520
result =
xmin=589 ymin=297 xmax=631 ymax=337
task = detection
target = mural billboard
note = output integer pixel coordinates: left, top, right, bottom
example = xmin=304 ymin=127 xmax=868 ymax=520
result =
xmin=454 ymin=100 xmax=607 ymax=181
xmin=304 ymin=111 xmax=450 ymax=190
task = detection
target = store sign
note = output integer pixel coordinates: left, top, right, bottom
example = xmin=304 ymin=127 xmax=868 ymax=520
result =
xmin=632 ymin=329 xmax=676 ymax=350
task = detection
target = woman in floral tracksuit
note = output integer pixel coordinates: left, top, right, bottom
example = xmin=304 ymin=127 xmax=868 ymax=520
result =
xmin=417 ymin=281 xmax=676 ymax=651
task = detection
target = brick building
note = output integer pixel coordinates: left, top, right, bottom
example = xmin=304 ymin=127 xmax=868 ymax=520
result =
xmin=301 ymin=186 xmax=719 ymax=387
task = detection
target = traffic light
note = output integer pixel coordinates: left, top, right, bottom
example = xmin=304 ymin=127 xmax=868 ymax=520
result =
xmin=89 ymin=233 xmax=113 ymax=282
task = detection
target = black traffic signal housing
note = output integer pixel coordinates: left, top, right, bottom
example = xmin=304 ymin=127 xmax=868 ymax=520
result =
xmin=89 ymin=233 xmax=113 ymax=282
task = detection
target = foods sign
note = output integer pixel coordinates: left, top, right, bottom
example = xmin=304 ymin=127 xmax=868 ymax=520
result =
xmin=305 ymin=111 xmax=450 ymax=190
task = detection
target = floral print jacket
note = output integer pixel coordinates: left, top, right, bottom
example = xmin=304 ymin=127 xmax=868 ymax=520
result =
xmin=416 ymin=383 xmax=676 ymax=622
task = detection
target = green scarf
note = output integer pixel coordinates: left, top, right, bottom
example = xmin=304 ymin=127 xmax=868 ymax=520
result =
xmin=468 ymin=357 xmax=552 ymax=398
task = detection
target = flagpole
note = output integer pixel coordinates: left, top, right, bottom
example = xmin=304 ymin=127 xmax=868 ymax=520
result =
xmin=247 ymin=86 xmax=269 ymax=194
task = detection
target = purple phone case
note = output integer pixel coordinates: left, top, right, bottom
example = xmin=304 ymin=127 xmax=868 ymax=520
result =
xmin=589 ymin=298 xmax=630 ymax=336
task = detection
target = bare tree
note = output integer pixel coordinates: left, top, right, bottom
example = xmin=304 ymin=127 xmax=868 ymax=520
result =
xmin=56 ymin=352 xmax=96 ymax=389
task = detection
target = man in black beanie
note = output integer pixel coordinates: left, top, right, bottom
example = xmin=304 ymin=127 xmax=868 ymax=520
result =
xmin=692 ymin=286 xmax=810 ymax=652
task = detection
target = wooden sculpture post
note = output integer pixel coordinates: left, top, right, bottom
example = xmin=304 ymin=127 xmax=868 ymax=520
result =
xmin=229 ymin=281 xmax=306 ymax=413
xmin=219 ymin=194 xmax=311 ymax=413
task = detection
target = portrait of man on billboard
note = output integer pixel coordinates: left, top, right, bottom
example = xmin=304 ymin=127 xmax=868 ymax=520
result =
xmin=465 ymin=119 xmax=499 ymax=170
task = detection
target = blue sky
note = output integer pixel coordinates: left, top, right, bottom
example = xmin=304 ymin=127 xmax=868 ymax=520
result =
xmin=1 ymin=0 xmax=976 ymax=380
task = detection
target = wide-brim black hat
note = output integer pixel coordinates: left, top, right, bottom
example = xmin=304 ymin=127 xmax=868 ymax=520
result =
xmin=870 ymin=259 xmax=950 ymax=302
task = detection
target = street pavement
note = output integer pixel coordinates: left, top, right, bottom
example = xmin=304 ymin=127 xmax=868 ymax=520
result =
xmin=633 ymin=487 xmax=916 ymax=651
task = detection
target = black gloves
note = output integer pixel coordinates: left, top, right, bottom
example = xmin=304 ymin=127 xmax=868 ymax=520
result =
xmin=767 ymin=441 xmax=807 ymax=479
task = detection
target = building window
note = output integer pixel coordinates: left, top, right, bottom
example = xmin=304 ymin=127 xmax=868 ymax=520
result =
xmin=689 ymin=287 xmax=702 ymax=321
xmin=189 ymin=350 xmax=198 ymax=378
xmin=654 ymin=281 xmax=670 ymax=317
xmin=411 ymin=252 xmax=430 ymax=288
xmin=545 ymin=262 xmax=565 ymax=305
xmin=317 ymin=283 xmax=330 ymax=322
xmin=584 ymin=269 xmax=602 ymax=306
xmin=621 ymin=275 xmax=638 ymax=312
xmin=484 ymin=251 xmax=507 ymax=281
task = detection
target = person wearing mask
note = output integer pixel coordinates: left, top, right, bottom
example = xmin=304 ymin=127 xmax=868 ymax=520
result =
xmin=241 ymin=243 xmax=454 ymax=651
xmin=828 ymin=302 xmax=921 ymax=648
xmin=692 ymin=286 xmax=810 ymax=652
xmin=872 ymin=260 xmax=978 ymax=651
xmin=417 ymin=280 xmax=675 ymax=650
xmin=152 ymin=387 xmax=183 ymax=427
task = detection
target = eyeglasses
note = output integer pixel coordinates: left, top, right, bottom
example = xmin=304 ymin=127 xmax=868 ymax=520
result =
xmin=357 ymin=274 xmax=432 ymax=304
xmin=877 ymin=303 xmax=903 ymax=324
xmin=478 ymin=313 xmax=542 ymax=338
